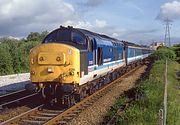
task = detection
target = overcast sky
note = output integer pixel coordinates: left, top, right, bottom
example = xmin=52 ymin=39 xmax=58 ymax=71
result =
xmin=0 ymin=0 xmax=180 ymax=45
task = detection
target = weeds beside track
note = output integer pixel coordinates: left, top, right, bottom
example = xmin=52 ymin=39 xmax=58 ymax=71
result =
xmin=105 ymin=60 xmax=180 ymax=125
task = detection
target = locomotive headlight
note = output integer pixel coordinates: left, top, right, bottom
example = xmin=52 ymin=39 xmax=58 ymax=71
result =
xmin=39 ymin=56 xmax=44 ymax=61
xmin=47 ymin=67 xmax=54 ymax=73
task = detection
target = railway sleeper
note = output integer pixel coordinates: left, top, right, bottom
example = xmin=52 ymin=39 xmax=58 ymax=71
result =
xmin=66 ymin=113 xmax=77 ymax=117
xmin=63 ymin=116 xmax=74 ymax=120
xmin=43 ymin=110 xmax=64 ymax=114
xmin=72 ymin=110 xmax=81 ymax=114
xmin=30 ymin=116 xmax=52 ymax=120
xmin=37 ymin=112 xmax=58 ymax=117
xmin=58 ymin=120 xmax=68 ymax=124
xmin=23 ymin=119 xmax=45 ymax=125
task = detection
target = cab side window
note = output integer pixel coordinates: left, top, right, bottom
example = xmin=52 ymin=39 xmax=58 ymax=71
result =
xmin=72 ymin=31 xmax=86 ymax=45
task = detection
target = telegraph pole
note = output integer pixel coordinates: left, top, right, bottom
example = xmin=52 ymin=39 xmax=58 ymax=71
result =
xmin=164 ymin=19 xmax=171 ymax=47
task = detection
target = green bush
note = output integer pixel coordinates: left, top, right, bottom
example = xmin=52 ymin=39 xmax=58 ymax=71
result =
xmin=0 ymin=44 xmax=14 ymax=75
xmin=151 ymin=48 xmax=176 ymax=60
xmin=171 ymin=45 xmax=180 ymax=63
xmin=5 ymin=40 xmax=22 ymax=73
xmin=18 ymin=41 xmax=40 ymax=72
xmin=0 ymin=33 xmax=42 ymax=75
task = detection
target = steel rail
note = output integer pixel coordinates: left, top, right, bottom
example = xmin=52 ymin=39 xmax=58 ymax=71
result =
xmin=0 ymin=93 xmax=38 ymax=109
xmin=0 ymin=89 xmax=26 ymax=98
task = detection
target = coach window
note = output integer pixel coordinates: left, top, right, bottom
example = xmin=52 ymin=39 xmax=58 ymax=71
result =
xmin=118 ymin=47 xmax=123 ymax=59
xmin=109 ymin=48 xmax=113 ymax=52
xmin=129 ymin=48 xmax=134 ymax=57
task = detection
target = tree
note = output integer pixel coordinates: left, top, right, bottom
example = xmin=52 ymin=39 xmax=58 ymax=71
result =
xmin=19 ymin=41 xmax=40 ymax=72
xmin=171 ymin=44 xmax=180 ymax=63
xmin=5 ymin=39 xmax=22 ymax=73
xmin=0 ymin=43 xmax=14 ymax=75
xmin=26 ymin=31 xmax=48 ymax=42
xmin=151 ymin=48 xmax=176 ymax=60
xmin=0 ymin=31 xmax=47 ymax=75
xmin=27 ymin=32 xmax=41 ymax=41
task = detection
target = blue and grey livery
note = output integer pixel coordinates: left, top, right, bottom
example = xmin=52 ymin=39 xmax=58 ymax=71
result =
xmin=29 ymin=26 xmax=153 ymax=106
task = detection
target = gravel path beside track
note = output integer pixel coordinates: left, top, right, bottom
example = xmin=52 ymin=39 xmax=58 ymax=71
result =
xmin=68 ymin=65 xmax=147 ymax=125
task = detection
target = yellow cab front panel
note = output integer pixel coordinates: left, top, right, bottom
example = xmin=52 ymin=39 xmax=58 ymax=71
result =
xmin=30 ymin=43 xmax=80 ymax=84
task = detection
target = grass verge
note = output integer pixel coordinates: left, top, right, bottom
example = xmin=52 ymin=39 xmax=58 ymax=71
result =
xmin=104 ymin=60 xmax=180 ymax=125
xmin=167 ymin=61 xmax=180 ymax=124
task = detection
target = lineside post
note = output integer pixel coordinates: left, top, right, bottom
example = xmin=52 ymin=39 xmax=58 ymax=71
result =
xmin=158 ymin=109 xmax=163 ymax=125
xmin=163 ymin=59 xmax=168 ymax=125
xmin=158 ymin=59 xmax=168 ymax=125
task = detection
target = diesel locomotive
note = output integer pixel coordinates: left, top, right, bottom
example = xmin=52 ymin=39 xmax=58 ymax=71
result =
xmin=29 ymin=26 xmax=153 ymax=106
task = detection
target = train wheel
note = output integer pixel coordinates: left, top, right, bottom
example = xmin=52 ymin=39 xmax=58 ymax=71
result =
xmin=55 ymin=85 xmax=64 ymax=106
xmin=41 ymin=85 xmax=54 ymax=104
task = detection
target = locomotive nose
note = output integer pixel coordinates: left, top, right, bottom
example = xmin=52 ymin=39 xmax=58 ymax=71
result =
xmin=37 ymin=52 xmax=66 ymax=74
xmin=38 ymin=52 xmax=66 ymax=65
xmin=30 ymin=43 xmax=80 ymax=84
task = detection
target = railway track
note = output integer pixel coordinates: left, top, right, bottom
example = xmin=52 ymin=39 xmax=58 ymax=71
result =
xmin=0 ymin=89 xmax=39 ymax=109
xmin=0 ymin=104 xmax=65 ymax=125
xmin=0 ymin=89 xmax=30 ymax=103
xmin=0 ymin=65 xmax=143 ymax=125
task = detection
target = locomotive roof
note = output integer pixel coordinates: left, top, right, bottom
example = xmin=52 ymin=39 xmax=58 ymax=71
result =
xmin=124 ymin=41 xmax=151 ymax=49
xmin=60 ymin=26 xmax=124 ymax=45
xmin=59 ymin=26 xmax=151 ymax=49
xmin=75 ymin=28 xmax=144 ymax=48
xmin=79 ymin=29 xmax=125 ymax=45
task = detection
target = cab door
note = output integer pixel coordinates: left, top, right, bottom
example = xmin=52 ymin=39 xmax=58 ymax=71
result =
xmin=92 ymin=38 xmax=97 ymax=65
xmin=97 ymin=47 xmax=103 ymax=65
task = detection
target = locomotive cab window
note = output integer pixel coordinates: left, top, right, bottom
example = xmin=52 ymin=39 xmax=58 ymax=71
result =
xmin=42 ymin=29 xmax=87 ymax=49
xmin=57 ymin=29 xmax=71 ymax=41
xmin=43 ymin=29 xmax=71 ymax=43
xmin=72 ymin=31 xmax=86 ymax=45
xmin=87 ymin=39 xmax=93 ymax=52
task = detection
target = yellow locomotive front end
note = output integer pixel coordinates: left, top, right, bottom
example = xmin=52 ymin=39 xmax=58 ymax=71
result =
xmin=30 ymin=43 xmax=80 ymax=84
xmin=29 ymin=27 xmax=88 ymax=106
xmin=30 ymin=43 xmax=81 ymax=104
